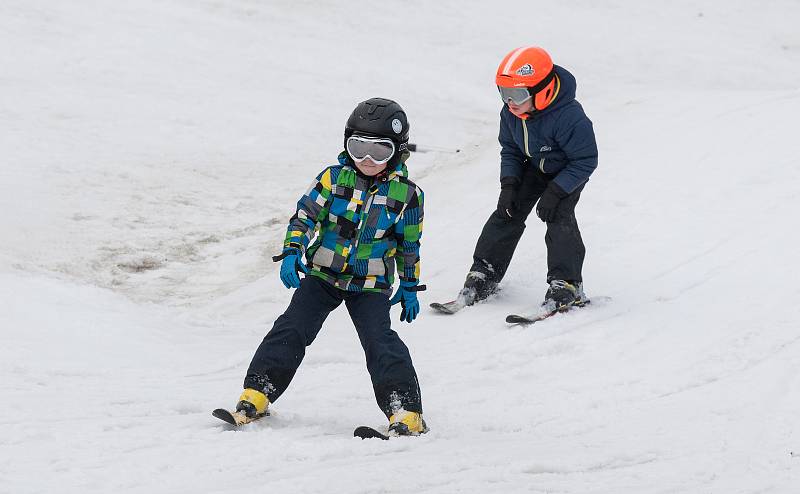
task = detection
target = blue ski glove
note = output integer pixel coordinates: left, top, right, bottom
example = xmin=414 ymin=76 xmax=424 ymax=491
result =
xmin=390 ymin=280 xmax=427 ymax=323
xmin=272 ymin=248 xmax=309 ymax=289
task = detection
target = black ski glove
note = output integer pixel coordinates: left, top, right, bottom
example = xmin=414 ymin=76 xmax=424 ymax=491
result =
xmin=536 ymin=182 xmax=569 ymax=222
xmin=497 ymin=177 xmax=521 ymax=218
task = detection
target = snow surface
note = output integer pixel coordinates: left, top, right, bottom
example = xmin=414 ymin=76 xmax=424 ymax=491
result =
xmin=2 ymin=1 xmax=800 ymax=493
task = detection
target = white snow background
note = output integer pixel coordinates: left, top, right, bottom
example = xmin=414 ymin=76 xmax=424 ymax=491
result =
xmin=2 ymin=1 xmax=800 ymax=493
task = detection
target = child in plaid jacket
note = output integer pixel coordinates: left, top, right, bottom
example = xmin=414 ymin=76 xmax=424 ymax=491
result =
xmin=285 ymin=152 xmax=423 ymax=294
xmin=231 ymin=98 xmax=428 ymax=435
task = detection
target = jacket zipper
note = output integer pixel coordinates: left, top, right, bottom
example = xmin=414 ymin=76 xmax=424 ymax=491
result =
xmin=523 ymin=119 xmax=546 ymax=172
xmin=344 ymin=187 xmax=377 ymax=269
xmin=521 ymin=119 xmax=531 ymax=158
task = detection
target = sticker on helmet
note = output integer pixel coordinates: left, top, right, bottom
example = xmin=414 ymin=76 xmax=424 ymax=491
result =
xmin=516 ymin=64 xmax=535 ymax=76
xmin=391 ymin=118 xmax=402 ymax=134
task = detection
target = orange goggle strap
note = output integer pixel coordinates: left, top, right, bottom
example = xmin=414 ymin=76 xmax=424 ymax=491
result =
xmin=533 ymin=74 xmax=560 ymax=111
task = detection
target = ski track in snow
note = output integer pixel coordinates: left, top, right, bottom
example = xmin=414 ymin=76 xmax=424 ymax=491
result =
xmin=2 ymin=1 xmax=800 ymax=493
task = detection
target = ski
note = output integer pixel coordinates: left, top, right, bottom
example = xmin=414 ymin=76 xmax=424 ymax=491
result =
xmin=212 ymin=408 xmax=268 ymax=426
xmin=430 ymin=287 xmax=497 ymax=314
xmin=506 ymin=299 xmax=591 ymax=325
xmin=354 ymin=425 xmax=390 ymax=440
xmin=429 ymin=300 xmax=466 ymax=315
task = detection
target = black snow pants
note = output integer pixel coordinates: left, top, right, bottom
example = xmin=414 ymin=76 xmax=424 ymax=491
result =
xmin=471 ymin=165 xmax=586 ymax=285
xmin=244 ymin=275 xmax=422 ymax=417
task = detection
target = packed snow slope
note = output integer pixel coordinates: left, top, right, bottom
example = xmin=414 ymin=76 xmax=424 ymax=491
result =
xmin=2 ymin=1 xmax=800 ymax=493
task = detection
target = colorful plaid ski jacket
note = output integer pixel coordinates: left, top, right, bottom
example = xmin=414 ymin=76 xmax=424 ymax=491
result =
xmin=284 ymin=153 xmax=424 ymax=294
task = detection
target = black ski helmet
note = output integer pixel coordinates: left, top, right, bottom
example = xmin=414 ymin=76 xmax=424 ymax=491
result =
xmin=344 ymin=97 xmax=409 ymax=167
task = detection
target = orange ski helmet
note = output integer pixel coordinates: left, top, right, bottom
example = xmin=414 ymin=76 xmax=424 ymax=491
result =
xmin=496 ymin=46 xmax=559 ymax=111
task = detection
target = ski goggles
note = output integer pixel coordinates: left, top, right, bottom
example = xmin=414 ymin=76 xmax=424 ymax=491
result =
xmin=346 ymin=135 xmax=396 ymax=164
xmin=497 ymin=85 xmax=532 ymax=105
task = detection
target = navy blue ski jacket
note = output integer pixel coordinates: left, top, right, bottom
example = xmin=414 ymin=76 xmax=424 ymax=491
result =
xmin=499 ymin=65 xmax=598 ymax=194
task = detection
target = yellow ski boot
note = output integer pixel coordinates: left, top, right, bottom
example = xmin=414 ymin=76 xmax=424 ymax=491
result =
xmin=388 ymin=410 xmax=428 ymax=436
xmin=212 ymin=388 xmax=269 ymax=426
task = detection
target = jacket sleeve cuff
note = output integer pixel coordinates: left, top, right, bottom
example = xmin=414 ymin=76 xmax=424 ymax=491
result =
xmin=500 ymin=176 xmax=521 ymax=189
xmin=547 ymin=180 xmax=570 ymax=198
xmin=284 ymin=242 xmax=304 ymax=252
xmin=272 ymin=247 xmax=301 ymax=262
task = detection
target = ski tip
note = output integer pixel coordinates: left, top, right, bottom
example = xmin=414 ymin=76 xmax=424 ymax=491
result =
xmin=354 ymin=426 xmax=390 ymax=440
xmin=429 ymin=302 xmax=459 ymax=315
xmin=212 ymin=408 xmax=239 ymax=425
xmin=505 ymin=315 xmax=535 ymax=325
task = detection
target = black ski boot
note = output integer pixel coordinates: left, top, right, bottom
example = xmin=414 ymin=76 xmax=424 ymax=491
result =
xmin=459 ymin=271 xmax=498 ymax=306
xmin=544 ymin=280 xmax=579 ymax=309
xmin=430 ymin=266 xmax=500 ymax=314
